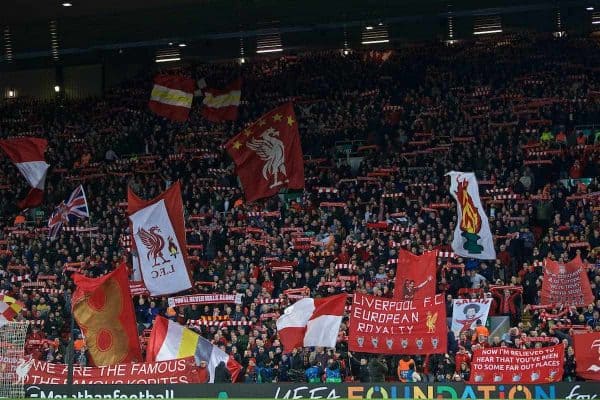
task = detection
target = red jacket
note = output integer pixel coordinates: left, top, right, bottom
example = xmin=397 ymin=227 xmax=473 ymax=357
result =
xmin=455 ymin=352 xmax=471 ymax=372
xmin=197 ymin=366 xmax=209 ymax=383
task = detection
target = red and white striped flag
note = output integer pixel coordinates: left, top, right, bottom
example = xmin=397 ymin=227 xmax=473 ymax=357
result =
xmin=276 ymin=294 xmax=346 ymax=351
xmin=201 ymin=79 xmax=241 ymax=122
xmin=0 ymin=138 xmax=49 ymax=209
xmin=149 ymin=75 xmax=195 ymax=121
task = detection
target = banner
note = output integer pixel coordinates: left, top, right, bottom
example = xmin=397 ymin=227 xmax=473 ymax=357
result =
xmin=14 ymin=358 xmax=198 ymax=385
xmin=25 ymin=382 xmax=600 ymax=399
xmin=446 ymin=171 xmax=496 ymax=260
xmin=451 ymin=299 xmax=492 ymax=336
xmin=540 ymin=256 xmax=594 ymax=306
xmin=128 ymin=181 xmax=192 ymax=296
xmin=573 ymin=332 xmax=600 ymax=381
xmin=394 ymin=249 xmax=436 ymax=300
xmin=168 ymin=293 xmax=243 ymax=307
xmin=348 ymin=293 xmax=447 ymax=354
xmin=469 ymin=345 xmax=564 ymax=384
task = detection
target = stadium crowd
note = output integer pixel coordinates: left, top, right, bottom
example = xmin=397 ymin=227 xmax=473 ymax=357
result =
xmin=0 ymin=33 xmax=599 ymax=383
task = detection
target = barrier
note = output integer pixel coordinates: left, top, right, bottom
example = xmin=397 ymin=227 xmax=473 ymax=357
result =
xmin=24 ymin=382 xmax=600 ymax=399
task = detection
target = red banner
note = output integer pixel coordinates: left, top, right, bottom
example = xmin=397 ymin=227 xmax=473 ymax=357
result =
xmin=14 ymin=358 xmax=199 ymax=385
xmin=541 ymin=256 xmax=594 ymax=306
xmin=394 ymin=249 xmax=436 ymax=300
xmin=469 ymin=345 xmax=564 ymax=384
xmin=573 ymin=332 xmax=600 ymax=381
xmin=348 ymin=293 xmax=447 ymax=354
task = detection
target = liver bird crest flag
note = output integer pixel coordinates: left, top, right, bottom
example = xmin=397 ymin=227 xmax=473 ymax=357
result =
xmin=225 ymin=102 xmax=304 ymax=202
xmin=128 ymin=181 xmax=192 ymax=296
xmin=446 ymin=171 xmax=496 ymax=260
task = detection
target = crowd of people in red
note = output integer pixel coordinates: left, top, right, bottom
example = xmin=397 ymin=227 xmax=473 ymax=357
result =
xmin=0 ymin=33 xmax=599 ymax=383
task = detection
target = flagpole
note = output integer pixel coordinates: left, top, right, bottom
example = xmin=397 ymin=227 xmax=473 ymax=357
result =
xmin=85 ymin=185 xmax=93 ymax=260
xmin=89 ymin=213 xmax=93 ymax=261
xmin=66 ymin=292 xmax=75 ymax=397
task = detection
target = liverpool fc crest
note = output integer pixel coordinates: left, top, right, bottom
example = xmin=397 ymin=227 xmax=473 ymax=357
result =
xmin=246 ymin=128 xmax=287 ymax=189
xmin=137 ymin=226 xmax=169 ymax=267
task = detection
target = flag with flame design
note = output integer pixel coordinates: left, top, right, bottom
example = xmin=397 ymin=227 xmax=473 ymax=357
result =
xmin=446 ymin=171 xmax=496 ymax=260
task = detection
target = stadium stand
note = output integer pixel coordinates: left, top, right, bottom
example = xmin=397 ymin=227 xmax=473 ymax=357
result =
xmin=0 ymin=33 xmax=599 ymax=384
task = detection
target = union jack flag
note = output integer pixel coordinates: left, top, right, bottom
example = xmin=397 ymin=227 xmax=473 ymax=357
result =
xmin=48 ymin=185 xmax=89 ymax=240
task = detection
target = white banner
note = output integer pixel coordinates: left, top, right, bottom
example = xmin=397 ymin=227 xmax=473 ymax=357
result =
xmin=451 ymin=299 xmax=492 ymax=337
xmin=129 ymin=199 xmax=192 ymax=296
xmin=167 ymin=294 xmax=243 ymax=307
xmin=446 ymin=171 xmax=496 ymax=260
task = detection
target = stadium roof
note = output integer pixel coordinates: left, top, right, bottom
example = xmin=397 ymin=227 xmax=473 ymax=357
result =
xmin=1 ymin=0 xmax=599 ymax=69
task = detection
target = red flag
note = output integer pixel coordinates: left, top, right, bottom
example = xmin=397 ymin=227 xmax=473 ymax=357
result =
xmin=394 ymin=249 xmax=436 ymax=300
xmin=540 ymin=256 xmax=594 ymax=306
xmin=127 ymin=181 xmax=192 ymax=296
xmin=149 ymin=75 xmax=195 ymax=121
xmin=348 ymin=293 xmax=447 ymax=354
xmin=72 ymin=263 xmax=142 ymax=366
xmin=573 ymin=332 xmax=600 ymax=380
xmin=276 ymin=294 xmax=346 ymax=352
xmin=201 ymin=78 xmax=241 ymax=122
xmin=0 ymin=137 xmax=49 ymax=209
xmin=225 ymin=103 xmax=304 ymax=202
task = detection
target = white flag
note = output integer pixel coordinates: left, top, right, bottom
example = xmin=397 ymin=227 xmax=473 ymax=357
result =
xmin=129 ymin=199 xmax=192 ymax=296
xmin=446 ymin=171 xmax=496 ymax=260
xmin=451 ymin=299 xmax=492 ymax=337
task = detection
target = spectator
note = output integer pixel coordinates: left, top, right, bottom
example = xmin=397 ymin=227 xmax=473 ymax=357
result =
xmin=397 ymin=355 xmax=415 ymax=382
xmin=305 ymin=360 xmax=322 ymax=383
xmin=197 ymin=360 xmax=210 ymax=383
xmin=368 ymin=356 xmax=388 ymax=382
xmin=325 ymin=359 xmax=342 ymax=383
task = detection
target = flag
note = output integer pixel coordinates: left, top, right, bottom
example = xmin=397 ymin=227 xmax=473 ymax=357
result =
xmin=146 ymin=316 xmax=241 ymax=383
xmin=72 ymin=263 xmax=142 ymax=366
xmin=394 ymin=249 xmax=436 ymax=299
xmin=541 ymin=256 xmax=594 ymax=306
xmin=201 ymin=78 xmax=242 ymax=122
xmin=446 ymin=171 xmax=496 ymax=260
xmin=451 ymin=298 xmax=492 ymax=336
xmin=0 ymin=137 xmax=49 ymax=209
xmin=47 ymin=185 xmax=89 ymax=240
xmin=276 ymin=294 xmax=346 ymax=352
xmin=573 ymin=332 xmax=600 ymax=380
xmin=148 ymin=75 xmax=195 ymax=121
xmin=225 ymin=102 xmax=304 ymax=202
xmin=0 ymin=295 xmax=24 ymax=328
xmin=128 ymin=181 xmax=192 ymax=296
